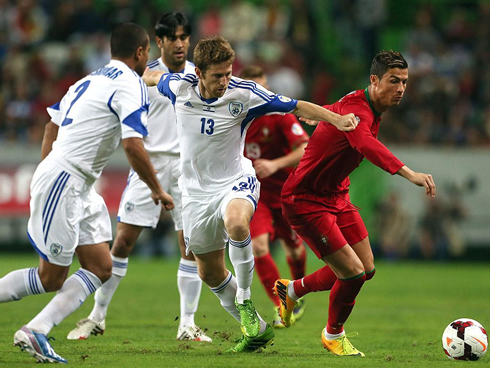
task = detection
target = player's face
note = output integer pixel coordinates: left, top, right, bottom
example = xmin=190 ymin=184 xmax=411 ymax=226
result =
xmin=135 ymin=37 xmax=150 ymax=76
xmin=157 ymin=26 xmax=190 ymax=70
xmin=198 ymin=62 xmax=233 ymax=99
xmin=375 ymin=67 xmax=408 ymax=108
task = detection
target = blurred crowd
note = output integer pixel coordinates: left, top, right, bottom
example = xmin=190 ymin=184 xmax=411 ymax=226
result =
xmin=1 ymin=0 xmax=490 ymax=146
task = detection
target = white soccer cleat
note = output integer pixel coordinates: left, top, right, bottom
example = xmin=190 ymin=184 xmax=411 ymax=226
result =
xmin=176 ymin=325 xmax=212 ymax=343
xmin=67 ymin=318 xmax=105 ymax=340
xmin=14 ymin=326 xmax=67 ymax=364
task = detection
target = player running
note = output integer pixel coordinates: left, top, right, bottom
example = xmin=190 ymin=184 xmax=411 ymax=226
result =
xmin=67 ymin=12 xmax=212 ymax=344
xmin=0 ymin=23 xmax=173 ymax=364
xmin=143 ymin=36 xmax=358 ymax=352
xmin=239 ymin=66 xmax=308 ymax=327
xmin=274 ymin=50 xmax=436 ymax=357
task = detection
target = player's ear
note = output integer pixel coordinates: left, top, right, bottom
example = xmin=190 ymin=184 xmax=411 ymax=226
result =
xmin=195 ymin=67 xmax=202 ymax=79
xmin=155 ymin=36 xmax=163 ymax=48
xmin=370 ymin=74 xmax=378 ymax=87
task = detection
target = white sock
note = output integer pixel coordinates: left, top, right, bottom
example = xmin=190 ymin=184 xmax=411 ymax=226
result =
xmin=324 ymin=328 xmax=345 ymax=341
xmin=210 ymin=271 xmax=241 ymax=323
xmin=177 ymin=259 xmax=202 ymax=329
xmin=89 ymin=255 xmax=127 ymax=323
xmin=228 ymin=234 xmax=254 ymax=304
xmin=27 ymin=268 xmax=102 ymax=335
xmin=0 ymin=268 xmax=46 ymax=302
xmin=288 ymin=280 xmax=299 ymax=301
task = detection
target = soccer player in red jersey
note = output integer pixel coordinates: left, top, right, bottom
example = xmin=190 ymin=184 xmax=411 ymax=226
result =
xmin=239 ymin=66 xmax=309 ymax=327
xmin=274 ymin=51 xmax=436 ymax=356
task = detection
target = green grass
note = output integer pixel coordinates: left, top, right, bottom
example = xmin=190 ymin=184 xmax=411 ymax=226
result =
xmin=0 ymin=252 xmax=489 ymax=367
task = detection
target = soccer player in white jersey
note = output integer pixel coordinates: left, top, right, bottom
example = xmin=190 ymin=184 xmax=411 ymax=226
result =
xmin=67 ymin=12 xmax=212 ymax=343
xmin=0 ymin=23 xmax=174 ymax=364
xmin=143 ymin=36 xmax=358 ymax=352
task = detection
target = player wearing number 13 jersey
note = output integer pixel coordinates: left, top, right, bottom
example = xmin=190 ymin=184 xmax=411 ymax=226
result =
xmin=143 ymin=36 xmax=358 ymax=352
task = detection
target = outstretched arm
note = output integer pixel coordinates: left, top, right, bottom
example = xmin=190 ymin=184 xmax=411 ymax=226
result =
xmin=142 ymin=71 xmax=166 ymax=87
xmin=397 ymin=166 xmax=436 ymax=198
xmin=122 ymin=137 xmax=174 ymax=210
xmin=292 ymin=100 xmax=358 ymax=131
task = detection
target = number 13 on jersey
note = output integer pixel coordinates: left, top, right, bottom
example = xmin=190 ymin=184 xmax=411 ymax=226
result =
xmin=200 ymin=118 xmax=214 ymax=135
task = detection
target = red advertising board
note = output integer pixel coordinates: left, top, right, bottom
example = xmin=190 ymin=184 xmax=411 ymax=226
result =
xmin=0 ymin=165 xmax=129 ymax=216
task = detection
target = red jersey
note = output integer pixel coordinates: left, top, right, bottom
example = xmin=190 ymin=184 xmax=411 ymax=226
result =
xmin=282 ymin=88 xmax=404 ymax=197
xmin=245 ymin=114 xmax=309 ymax=204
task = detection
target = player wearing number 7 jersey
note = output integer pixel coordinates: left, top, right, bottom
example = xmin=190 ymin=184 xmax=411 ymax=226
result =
xmin=0 ymin=23 xmax=173 ymax=364
xmin=143 ymin=36 xmax=358 ymax=352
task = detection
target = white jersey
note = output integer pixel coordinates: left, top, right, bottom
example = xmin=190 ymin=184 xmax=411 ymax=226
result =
xmin=157 ymin=74 xmax=298 ymax=195
xmin=46 ymin=59 xmax=149 ymax=181
xmin=145 ymin=59 xmax=195 ymax=154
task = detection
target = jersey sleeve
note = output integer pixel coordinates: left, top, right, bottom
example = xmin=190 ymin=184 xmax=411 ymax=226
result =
xmin=343 ymin=103 xmax=404 ymax=174
xmin=156 ymin=73 xmax=190 ymax=105
xmin=110 ymin=77 xmax=149 ymax=139
xmin=46 ymin=93 xmax=70 ymax=126
xmin=280 ymin=114 xmax=309 ymax=150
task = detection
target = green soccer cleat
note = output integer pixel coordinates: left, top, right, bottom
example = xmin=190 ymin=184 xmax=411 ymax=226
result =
xmin=236 ymin=299 xmax=260 ymax=337
xmin=293 ymin=298 xmax=306 ymax=322
xmin=272 ymin=307 xmax=287 ymax=329
xmin=226 ymin=324 xmax=275 ymax=353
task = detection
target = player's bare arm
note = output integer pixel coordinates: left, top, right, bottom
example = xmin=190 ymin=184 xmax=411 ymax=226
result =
xmin=122 ymin=137 xmax=174 ymax=210
xmin=293 ymin=100 xmax=358 ymax=131
xmin=142 ymin=70 xmax=166 ymax=86
xmin=254 ymin=142 xmax=307 ymax=179
xmin=396 ymin=165 xmax=436 ymax=198
xmin=40 ymin=121 xmax=59 ymax=160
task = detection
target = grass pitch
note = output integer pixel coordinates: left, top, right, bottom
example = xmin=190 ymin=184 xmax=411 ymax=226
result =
xmin=0 ymin=251 xmax=488 ymax=367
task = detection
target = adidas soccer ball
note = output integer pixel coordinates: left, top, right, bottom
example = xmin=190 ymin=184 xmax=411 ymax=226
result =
xmin=442 ymin=318 xmax=488 ymax=361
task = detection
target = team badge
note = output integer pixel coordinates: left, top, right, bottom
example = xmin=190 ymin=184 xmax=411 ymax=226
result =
xmin=50 ymin=243 xmax=63 ymax=257
xmin=184 ymin=236 xmax=190 ymax=247
xmin=229 ymin=101 xmax=243 ymax=117
xmin=278 ymin=95 xmax=292 ymax=103
xmin=291 ymin=123 xmax=303 ymax=136
xmin=262 ymin=127 xmax=269 ymax=136
xmin=125 ymin=202 xmax=135 ymax=213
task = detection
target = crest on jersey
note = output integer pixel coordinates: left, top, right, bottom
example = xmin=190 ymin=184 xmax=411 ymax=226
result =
xmin=50 ymin=243 xmax=63 ymax=257
xmin=291 ymin=123 xmax=303 ymax=136
xmin=278 ymin=95 xmax=292 ymax=103
xmin=229 ymin=101 xmax=243 ymax=117
xmin=125 ymin=202 xmax=135 ymax=213
xmin=184 ymin=236 xmax=190 ymax=247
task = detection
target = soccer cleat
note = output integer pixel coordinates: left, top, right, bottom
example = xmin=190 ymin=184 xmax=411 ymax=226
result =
xmin=321 ymin=328 xmax=365 ymax=357
xmin=226 ymin=324 xmax=275 ymax=353
xmin=66 ymin=318 xmax=105 ymax=340
xmin=176 ymin=325 xmax=212 ymax=342
xmin=271 ymin=307 xmax=286 ymax=329
xmin=273 ymin=279 xmax=296 ymax=327
xmin=14 ymin=326 xmax=67 ymax=364
xmin=236 ymin=299 xmax=260 ymax=338
xmin=293 ymin=298 xmax=306 ymax=322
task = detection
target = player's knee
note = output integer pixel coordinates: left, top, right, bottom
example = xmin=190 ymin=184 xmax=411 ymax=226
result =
xmin=198 ymin=268 xmax=224 ymax=287
xmin=96 ymin=264 xmax=113 ymax=284
xmin=111 ymin=236 xmax=135 ymax=258
xmin=40 ymin=275 xmax=65 ymax=292
xmin=225 ymin=220 xmax=249 ymax=240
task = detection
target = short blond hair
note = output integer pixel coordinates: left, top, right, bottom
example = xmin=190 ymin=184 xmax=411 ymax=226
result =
xmin=193 ymin=36 xmax=235 ymax=74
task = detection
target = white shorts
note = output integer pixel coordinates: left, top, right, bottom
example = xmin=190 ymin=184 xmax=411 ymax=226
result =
xmin=117 ymin=153 xmax=182 ymax=230
xmin=183 ymin=175 xmax=260 ymax=255
xmin=27 ymin=158 xmax=112 ymax=267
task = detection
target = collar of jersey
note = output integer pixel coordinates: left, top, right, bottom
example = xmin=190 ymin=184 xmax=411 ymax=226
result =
xmin=198 ymin=93 xmax=218 ymax=104
xmin=364 ymin=87 xmax=382 ymax=117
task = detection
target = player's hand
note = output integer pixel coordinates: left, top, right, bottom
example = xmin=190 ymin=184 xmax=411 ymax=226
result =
xmin=151 ymin=190 xmax=175 ymax=210
xmin=410 ymin=172 xmax=436 ymax=198
xmin=333 ymin=113 xmax=359 ymax=132
xmin=298 ymin=117 xmax=320 ymax=126
xmin=253 ymin=159 xmax=278 ymax=179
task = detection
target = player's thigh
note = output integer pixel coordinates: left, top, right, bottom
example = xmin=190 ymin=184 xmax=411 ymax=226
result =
xmin=27 ymin=165 xmax=81 ymax=267
xmin=182 ymin=194 xmax=227 ymax=255
xmin=117 ymin=171 xmax=161 ymax=229
xmin=337 ymin=208 xmax=373 ymax=271
xmin=322 ymin=244 xmax=365 ymax=279
xmin=166 ymin=156 xmax=184 ymax=232
xmin=221 ymin=174 xmax=260 ymax=228
xmin=272 ymin=207 xmax=302 ymax=249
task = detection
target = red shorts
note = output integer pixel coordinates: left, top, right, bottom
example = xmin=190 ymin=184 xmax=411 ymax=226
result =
xmin=250 ymin=200 xmax=303 ymax=249
xmin=281 ymin=192 xmax=368 ymax=259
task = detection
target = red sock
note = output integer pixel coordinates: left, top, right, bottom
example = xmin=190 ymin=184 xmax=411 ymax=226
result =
xmin=292 ymin=265 xmax=337 ymax=298
xmin=326 ymin=273 xmax=366 ymax=334
xmin=286 ymin=246 xmax=307 ymax=280
xmin=254 ymin=254 xmax=280 ymax=306
xmin=366 ymin=268 xmax=376 ymax=281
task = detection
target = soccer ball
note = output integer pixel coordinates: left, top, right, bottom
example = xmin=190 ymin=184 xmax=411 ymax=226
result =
xmin=442 ymin=318 xmax=488 ymax=361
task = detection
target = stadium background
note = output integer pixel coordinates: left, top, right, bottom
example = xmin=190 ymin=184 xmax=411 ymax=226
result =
xmin=0 ymin=0 xmax=489 ymax=262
